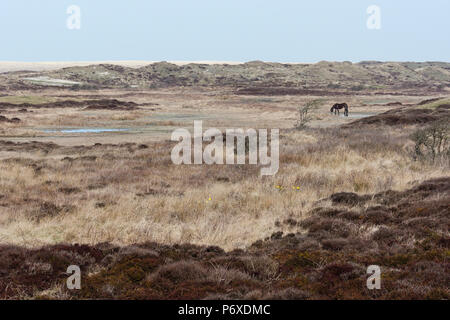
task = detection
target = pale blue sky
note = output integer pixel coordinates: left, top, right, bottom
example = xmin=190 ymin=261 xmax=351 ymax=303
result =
xmin=0 ymin=0 xmax=448 ymax=62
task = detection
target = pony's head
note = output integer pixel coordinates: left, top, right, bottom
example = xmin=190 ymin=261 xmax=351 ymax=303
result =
xmin=330 ymin=106 xmax=335 ymax=113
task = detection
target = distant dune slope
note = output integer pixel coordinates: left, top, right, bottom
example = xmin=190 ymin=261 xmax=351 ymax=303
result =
xmin=2 ymin=61 xmax=449 ymax=92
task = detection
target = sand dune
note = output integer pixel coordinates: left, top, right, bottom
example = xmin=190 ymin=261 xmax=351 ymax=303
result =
xmin=0 ymin=61 xmax=244 ymax=73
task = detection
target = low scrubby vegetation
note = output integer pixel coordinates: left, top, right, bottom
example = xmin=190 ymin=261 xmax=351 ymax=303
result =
xmin=411 ymin=120 xmax=449 ymax=163
xmin=0 ymin=89 xmax=449 ymax=300
xmin=0 ymin=177 xmax=448 ymax=299
xmin=294 ymin=100 xmax=322 ymax=130
xmin=0 ymin=124 xmax=448 ymax=250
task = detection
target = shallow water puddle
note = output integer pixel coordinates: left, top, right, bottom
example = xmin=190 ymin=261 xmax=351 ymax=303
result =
xmin=339 ymin=112 xmax=377 ymax=119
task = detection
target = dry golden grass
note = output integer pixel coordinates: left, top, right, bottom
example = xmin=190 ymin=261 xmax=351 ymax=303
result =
xmin=1 ymin=89 xmax=448 ymax=250
xmin=0 ymin=119 xmax=448 ymax=251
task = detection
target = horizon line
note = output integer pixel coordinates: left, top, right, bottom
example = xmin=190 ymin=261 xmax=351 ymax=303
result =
xmin=1 ymin=60 xmax=448 ymax=73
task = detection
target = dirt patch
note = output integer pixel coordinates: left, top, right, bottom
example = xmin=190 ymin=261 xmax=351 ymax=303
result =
xmin=385 ymin=102 xmax=403 ymax=106
xmin=0 ymin=140 xmax=149 ymax=154
xmin=0 ymin=99 xmax=141 ymax=110
xmin=0 ymin=116 xmax=20 ymax=123
xmin=0 ymin=140 xmax=58 ymax=153
xmin=83 ymin=99 xmax=142 ymax=111
xmin=330 ymin=192 xmax=370 ymax=205
xmin=418 ymin=98 xmax=441 ymax=105
xmin=344 ymin=106 xmax=450 ymax=127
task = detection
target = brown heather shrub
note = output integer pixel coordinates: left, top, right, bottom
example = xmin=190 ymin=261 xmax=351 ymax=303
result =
xmin=149 ymin=260 xmax=209 ymax=284
xmin=321 ymin=238 xmax=349 ymax=251
xmin=206 ymin=264 xmax=252 ymax=285
xmin=239 ymin=256 xmax=279 ymax=281
xmin=371 ymin=226 xmax=398 ymax=242
xmin=263 ymin=287 xmax=311 ymax=300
